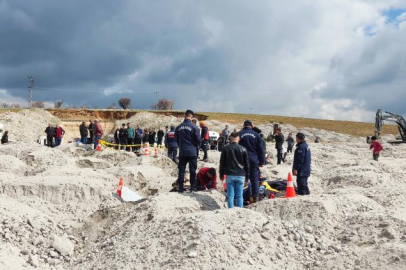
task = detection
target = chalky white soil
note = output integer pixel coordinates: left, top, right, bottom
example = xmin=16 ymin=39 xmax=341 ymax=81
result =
xmin=0 ymin=110 xmax=405 ymax=270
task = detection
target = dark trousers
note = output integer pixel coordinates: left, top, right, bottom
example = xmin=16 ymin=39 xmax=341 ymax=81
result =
xmin=297 ymin=176 xmax=310 ymax=195
xmin=120 ymin=138 xmax=127 ymax=150
xmin=277 ymin=148 xmax=283 ymax=164
xmin=55 ymin=137 xmax=62 ymax=146
xmin=177 ymin=156 xmax=197 ymax=192
xmin=127 ymin=138 xmax=134 ymax=151
xmin=46 ymin=136 xmax=53 ymax=147
xmin=89 ymin=132 xmax=94 ymax=144
xmin=249 ymin=162 xmax=260 ymax=198
xmin=287 ymin=145 xmax=293 ymax=153
xmin=373 ymin=154 xmax=379 ymax=161
xmin=134 ymin=139 xmax=141 ymax=151
xmin=81 ymin=136 xmax=87 ymax=144
xmin=202 ymin=141 xmax=209 ymax=160
xmin=168 ymin=147 xmax=178 ymax=162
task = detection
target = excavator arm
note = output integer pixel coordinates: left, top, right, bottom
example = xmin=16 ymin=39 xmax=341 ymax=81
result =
xmin=375 ymin=109 xmax=406 ymax=142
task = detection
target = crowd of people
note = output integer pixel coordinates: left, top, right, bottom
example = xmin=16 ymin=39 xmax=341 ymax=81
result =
xmin=64 ymin=111 xmax=384 ymax=209
xmin=171 ymin=110 xmax=313 ymax=209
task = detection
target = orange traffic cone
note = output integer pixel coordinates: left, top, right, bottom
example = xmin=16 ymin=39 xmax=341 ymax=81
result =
xmin=285 ymin=172 xmax=296 ymax=198
xmin=154 ymin=148 xmax=158 ymax=158
xmin=144 ymin=143 xmax=149 ymax=157
xmin=96 ymin=142 xmax=103 ymax=151
xmin=116 ymin=178 xmax=124 ymax=197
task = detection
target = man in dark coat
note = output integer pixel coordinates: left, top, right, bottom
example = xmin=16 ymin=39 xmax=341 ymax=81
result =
xmin=79 ymin=121 xmax=88 ymax=144
xmin=88 ymin=120 xmax=94 ymax=143
xmin=275 ymin=128 xmax=284 ymax=165
xmin=292 ymin=132 xmax=311 ymax=195
xmin=119 ymin=123 xmax=128 ymax=150
xmin=175 ymin=110 xmax=201 ymax=192
xmin=45 ymin=124 xmax=55 ymax=147
xmin=238 ymin=120 xmax=265 ymax=203
xmin=157 ymin=127 xmax=165 ymax=145
xmin=149 ymin=128 xmax=156 ymax=145
xmin=200 ymin=121 xmax=210 ymax=161
xmin=165 ymin=126 xmax=178 ymax=162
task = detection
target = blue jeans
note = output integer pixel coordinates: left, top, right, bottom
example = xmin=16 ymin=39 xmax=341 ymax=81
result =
xmin=81 ymin=136 xmax=87 ymax=144
xmin=226 ymin=175 xmax=245 ymax=208
xmin=94 ymin=135 xmax=101 ymax=149
xmin=55 ymin=137 xmax=62 ymax=146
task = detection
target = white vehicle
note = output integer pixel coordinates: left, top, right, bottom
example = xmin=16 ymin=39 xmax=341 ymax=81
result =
xmin=208 ymin=131 xmax=219 ymax=141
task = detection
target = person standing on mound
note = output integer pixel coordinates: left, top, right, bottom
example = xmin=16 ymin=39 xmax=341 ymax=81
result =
xmin=238 ymin=120 xmax=265 ymax=203
xmin=220 ymin=132 xmax=249 ymax=208
xmin=175 ymin=110 xmax=201 ymax=193
xmin=292 ymin=132 xmax=311 ymax=195
xmin=369 ymin=136 xmax=383 ymax=161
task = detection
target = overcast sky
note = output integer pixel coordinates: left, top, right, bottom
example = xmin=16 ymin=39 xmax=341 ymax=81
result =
xmin=0 ymin=0 xmax=405 ymax=121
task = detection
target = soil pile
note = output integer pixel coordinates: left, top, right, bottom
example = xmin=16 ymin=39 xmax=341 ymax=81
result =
xmin=0 ymin=109 xmax=59 ymax=144
xmin=1 ymin=110 xmax=406 ymax=270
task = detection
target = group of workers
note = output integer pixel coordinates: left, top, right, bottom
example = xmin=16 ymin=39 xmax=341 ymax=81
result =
xmin=173 ymin=110 xmax=312 ymax=208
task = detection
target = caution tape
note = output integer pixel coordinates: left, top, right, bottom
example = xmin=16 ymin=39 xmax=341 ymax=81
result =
xmin=99 ymin=140 xmax=167 ymax=149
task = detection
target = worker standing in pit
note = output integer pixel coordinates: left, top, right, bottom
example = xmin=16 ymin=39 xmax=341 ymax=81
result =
xmin=238 ymin=120 xmax=265 ymax=203
xmin=175 ymin=110 xmax=201 ymax=193
xmin=292 ymin=132 xmax=311 ymax=195
xmin=165 ymin=125 xmax=178 ymax=163
xmin=369 ymin=136 xmax=383 ymax=161
xmin=200 ymin=121 xmax=210 ymax=162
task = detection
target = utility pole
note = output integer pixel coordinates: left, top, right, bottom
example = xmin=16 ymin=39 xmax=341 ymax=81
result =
xmin=249 ymin=107 xmax=253 ymax=114
xmin=27 ymin=76 xmax=34 ymax=108
xmin=153 ymin=91 xmax=159 ymax=103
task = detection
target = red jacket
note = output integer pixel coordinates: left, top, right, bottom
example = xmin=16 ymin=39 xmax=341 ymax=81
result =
xmin=370 ymin=141 xmax=383 ymax=154
xmin=197 ymin=167 xmax=217 ymax=189
xmin=54 ymin=127 xmax=65 ymax=138
xmin=95 ymin=122 xmax=104 ymax=136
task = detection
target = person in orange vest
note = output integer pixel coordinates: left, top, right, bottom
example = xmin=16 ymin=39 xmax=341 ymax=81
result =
xmin=200 ymin=121 xmax=210 ymax=161
xmin=369 ymin=136 xmax=383 ymax=161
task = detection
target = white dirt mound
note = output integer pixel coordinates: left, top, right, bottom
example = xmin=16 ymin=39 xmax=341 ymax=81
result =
xmin=0 ymin=109 xmax=59 ymax=144
xmin=1 ymin=110 xmax=406 ymax=270
xmin=115 ymin=112 xmax=182 ymax=129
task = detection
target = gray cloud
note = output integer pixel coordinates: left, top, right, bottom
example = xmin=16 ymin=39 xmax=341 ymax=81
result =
xmin=0 ymin=0 xmax=405 ymax=120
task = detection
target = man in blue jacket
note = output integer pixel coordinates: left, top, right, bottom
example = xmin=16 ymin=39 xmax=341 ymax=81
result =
xmin=165 ymin=125 xmax=178 ymax=163
xmin=292 ymin=132 xmax=311 ymax=195
xmin=175 ymin=110 xmax=201 ymax=192
xmin=239 ymin=120 xmax=265 ymax=203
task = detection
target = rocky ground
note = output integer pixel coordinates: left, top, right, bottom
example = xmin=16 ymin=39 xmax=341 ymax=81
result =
xmin=0 ymin=109 xmax=405 ymax=270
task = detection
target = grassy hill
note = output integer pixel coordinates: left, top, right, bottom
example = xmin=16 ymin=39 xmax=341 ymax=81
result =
xmin=204 ymin=112 xmax=398 ymax=138
xmin=0 ymin=108 xmax=398 ymax=138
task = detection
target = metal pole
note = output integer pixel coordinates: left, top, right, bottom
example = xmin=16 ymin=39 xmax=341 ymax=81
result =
xmin=27 ymin=76 xmax=34 ymax=108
